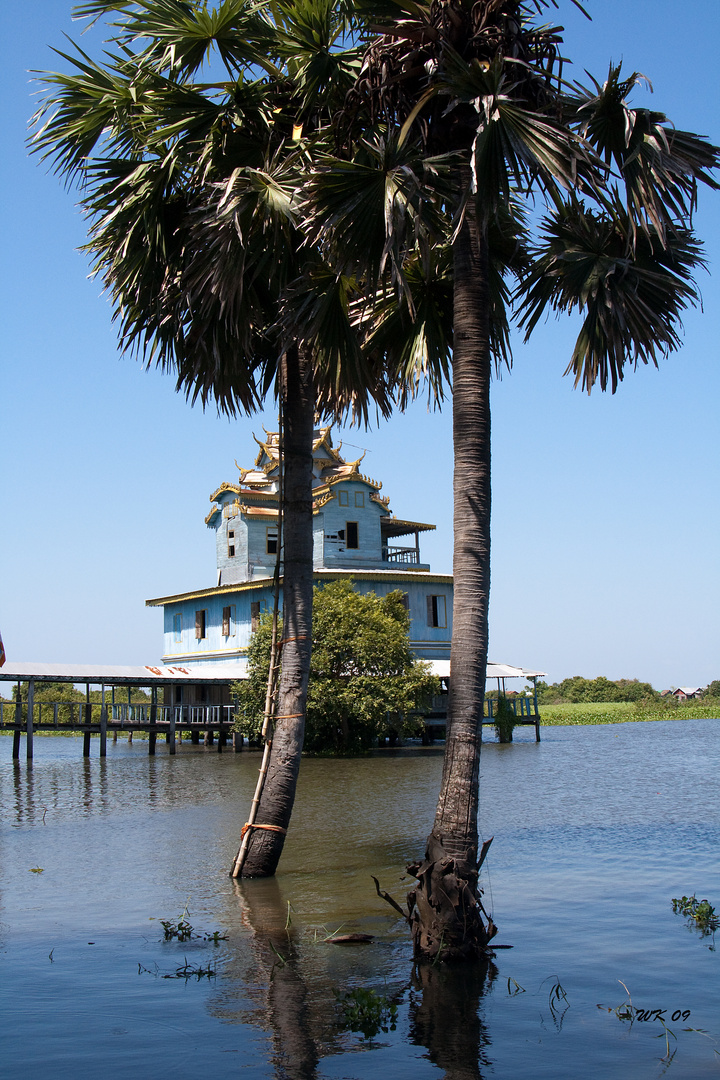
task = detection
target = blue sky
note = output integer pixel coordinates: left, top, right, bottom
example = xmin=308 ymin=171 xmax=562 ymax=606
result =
xmin=1 ymin=0 xmax=718 ymax=690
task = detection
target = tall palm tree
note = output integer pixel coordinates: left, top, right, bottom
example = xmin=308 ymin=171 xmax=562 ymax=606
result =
xmin=312 ymin=0 xmax=719 ymax=959
xmin=31 ymin=0 xmax=386 ymax=877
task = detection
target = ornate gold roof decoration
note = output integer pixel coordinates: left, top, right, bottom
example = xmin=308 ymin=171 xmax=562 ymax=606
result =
xmin=210 ymin=426 xmax=391 ymax=526
xmin=209 ymin=481 xmax=243 ymax=501
xmin=313 ymin=491 xmax=335 ymax=510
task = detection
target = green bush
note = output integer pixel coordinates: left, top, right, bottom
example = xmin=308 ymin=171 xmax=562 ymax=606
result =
xmin=233 ymin=581 xmax=439 ymax=754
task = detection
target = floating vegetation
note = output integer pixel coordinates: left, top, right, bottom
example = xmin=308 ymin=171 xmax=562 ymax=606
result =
xmin=672 ymin=895 xmax=719 ymax=942
xmin=138 ymin=959 xmax=217 ymax=980
xmin=161 ymin=918 xmax=194 ymax=942
xmin=29 ymin=867 xmax=44 ymax=874
xmin=158 ymin=900 xmax=227 ymax=944
xmin=337 ymin=987 xmax=398 ymax=1039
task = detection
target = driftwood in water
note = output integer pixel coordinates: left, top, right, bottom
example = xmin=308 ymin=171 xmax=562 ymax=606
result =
xmin=325 ymin=933 xmax=374 ymax=945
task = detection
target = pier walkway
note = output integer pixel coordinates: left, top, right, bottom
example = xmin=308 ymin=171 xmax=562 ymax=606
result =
xmin=0 ymin=663 xmax=245 ymax=760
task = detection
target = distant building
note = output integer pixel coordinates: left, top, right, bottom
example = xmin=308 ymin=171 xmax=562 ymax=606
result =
xmin=666 ymin=686 xmax=706 ymax=700
xmin=146 ymin=428 xmax=453 ymax=674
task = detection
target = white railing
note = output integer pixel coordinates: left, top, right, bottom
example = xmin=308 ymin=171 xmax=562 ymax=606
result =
xmin=0 ymin=701 xmax=236 ymax=727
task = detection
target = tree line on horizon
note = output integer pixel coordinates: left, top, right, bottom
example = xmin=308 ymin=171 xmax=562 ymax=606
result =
xmin=533 ymin=675 xmax=720 ymax=704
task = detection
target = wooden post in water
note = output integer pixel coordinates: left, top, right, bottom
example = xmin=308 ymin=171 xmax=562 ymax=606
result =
xmin=112 ymin=685 xmax=117 ymax=742
xmin=26 ymin=679 xmax=35 ymax=762
xmin=83 ymin=684 xmax=92 ymax=757
xmin=169 ymin=698 xmax=176 ymax=756
xmin=233 ymin=731 xmax=243 ymax=752
xmin=149 ymin=686 xmax=157 ymax=755
xmin=13 ymin=682 xmax=21 ymax=759
xmin=100 ymin=684 xmax=107 ymax=758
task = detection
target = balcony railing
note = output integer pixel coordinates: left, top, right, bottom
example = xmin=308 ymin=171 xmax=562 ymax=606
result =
xmin=384 ymin=545 xmax=419 ymax=564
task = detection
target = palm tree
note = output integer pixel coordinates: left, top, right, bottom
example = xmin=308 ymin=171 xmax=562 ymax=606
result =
xmin=312 ymin=0 xmax=719 ymax=959
xmin=31 ymin=0 xmax=385 ymax=877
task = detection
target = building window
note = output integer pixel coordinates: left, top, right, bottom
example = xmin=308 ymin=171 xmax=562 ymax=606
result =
xmin=222 ymin=605 xmax=236 ymax=637
xmin=354 ymin=491 xmax=364 ymax=507
xmin=195 ymin=609 xmax=207 ymax=639
xmin=346 ymin=521 xmax=359 ymax=549
xmin=250 ymin=601 xmax=262 ymax=632
xmin=267 ymin=527 xmax=278 ymax=555
xmin=426 ymin=595 xmax=447 ymax=628
xmin=227 ymin=529 xmax=235 ymax=558
xmin=399 ymin=592 xmax=409 ymax=612
xmin=173 ymin=613 xmax=182 ymax=642
xmin=339 ymin=490 xmax=349 ymax=506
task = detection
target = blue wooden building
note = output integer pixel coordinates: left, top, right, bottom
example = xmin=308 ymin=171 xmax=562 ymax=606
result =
xmin=146 ymin=428 xmax=453 ymax=672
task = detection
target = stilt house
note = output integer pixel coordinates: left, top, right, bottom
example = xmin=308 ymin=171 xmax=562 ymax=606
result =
xmin=146 ymin=428 xmax=453 ymax=679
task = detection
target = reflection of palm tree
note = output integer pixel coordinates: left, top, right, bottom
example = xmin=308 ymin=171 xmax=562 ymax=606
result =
xmin=409 ymin=961 xmax=496 ymax=1080
xmin=234 ymin=878 xmax=318 ymax=1080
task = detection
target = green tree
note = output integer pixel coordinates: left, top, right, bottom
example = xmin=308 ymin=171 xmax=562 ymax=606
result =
xmin=537 ymin=676 xmax=659 ymax=703
xmin=31 ymin=0 xmax=390 ymax=877
xmin=311 ymin=0 xmax=719 ymax=959
xmin=235 ymin=581 xmax=438 ymax=753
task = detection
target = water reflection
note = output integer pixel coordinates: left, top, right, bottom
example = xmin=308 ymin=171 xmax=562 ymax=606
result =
xmin=233 ymin=878 xmax=319 ymax=1080
xmin=410 ymin=961 xmax=495 ymax=1080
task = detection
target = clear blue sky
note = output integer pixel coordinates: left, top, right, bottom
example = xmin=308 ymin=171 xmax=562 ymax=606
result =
xmin=1 ymin=1 xmax=718 ymax=690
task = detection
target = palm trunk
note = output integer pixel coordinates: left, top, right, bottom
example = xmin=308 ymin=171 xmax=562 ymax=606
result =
xmin=407 ymin=183 xmax=496 ymax=959
xmin=239 ymin=342 xmax=315 ymax=877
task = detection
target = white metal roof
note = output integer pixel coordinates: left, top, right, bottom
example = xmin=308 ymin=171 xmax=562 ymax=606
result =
xmin=0 ymin=662 xmax=248 ymax=684
xmin=427 ymin=661 xmax=547 ymax=680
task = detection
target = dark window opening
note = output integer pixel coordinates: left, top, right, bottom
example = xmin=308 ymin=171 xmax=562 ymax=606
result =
xmin=346 ymin=521 xmax=359 ymax=549
xmin=399 ymin=592 xmax=409 ymax=611
xmin=195 ymin=609 xmax=207 ymax=639
xmin=426 ymin=594 xmax=447 ymax=628
xmin=251 ymin=601 xmax=261 ymax=633
xmin=267 ymin=528 xmax=278 ymax=555
xmin=222 ymin=606 xmax=232 ymax=637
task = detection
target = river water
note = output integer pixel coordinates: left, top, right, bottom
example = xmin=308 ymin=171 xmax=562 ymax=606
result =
xmin=1 ymin=720 xmax=718 ymax=1079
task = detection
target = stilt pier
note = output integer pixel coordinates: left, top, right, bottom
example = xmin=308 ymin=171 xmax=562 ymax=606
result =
xmin=0 ymin=662 xmax=247 ymax=761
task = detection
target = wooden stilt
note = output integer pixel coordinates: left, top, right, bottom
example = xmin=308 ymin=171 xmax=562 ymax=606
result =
xmin=13 ymin=689 xmax=21 ymax=759
xmin=191 ymin=729 xmax=200 ymax=745
xmin=149 ymin=686 xmax=157 ymax=755
xmin=169 ymin=708 xmax=176 ymax=756
xmin=26 ymin=680 xmax=34 ymax=762
xmin=84 ymin=684 xmax=92 ymax=757
xmin=100 ymin=685 xmax=107 ymax=757
xmin=233 ymin=732 xmax=243 ymax=752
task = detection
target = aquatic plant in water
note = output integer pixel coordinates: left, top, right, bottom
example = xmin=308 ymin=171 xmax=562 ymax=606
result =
xmin=671 ymin=895 xmax=719 ymax=937
xmin=337 ymin=987 xmax=398 ymax=1039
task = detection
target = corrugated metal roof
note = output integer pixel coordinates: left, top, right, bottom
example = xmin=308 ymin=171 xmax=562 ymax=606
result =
xmin=427 ymin=661 xmax=547 ymax=679
xmin=0 ymin=662 xmax=247 ymax=684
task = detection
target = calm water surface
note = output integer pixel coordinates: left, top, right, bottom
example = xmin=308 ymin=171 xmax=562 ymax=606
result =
xmin=1 ymin=720 xmax=718 ymax=1079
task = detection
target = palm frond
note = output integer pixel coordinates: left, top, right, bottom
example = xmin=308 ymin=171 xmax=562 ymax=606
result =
xmin=517 ymin=196 xmax=706 ymax=392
